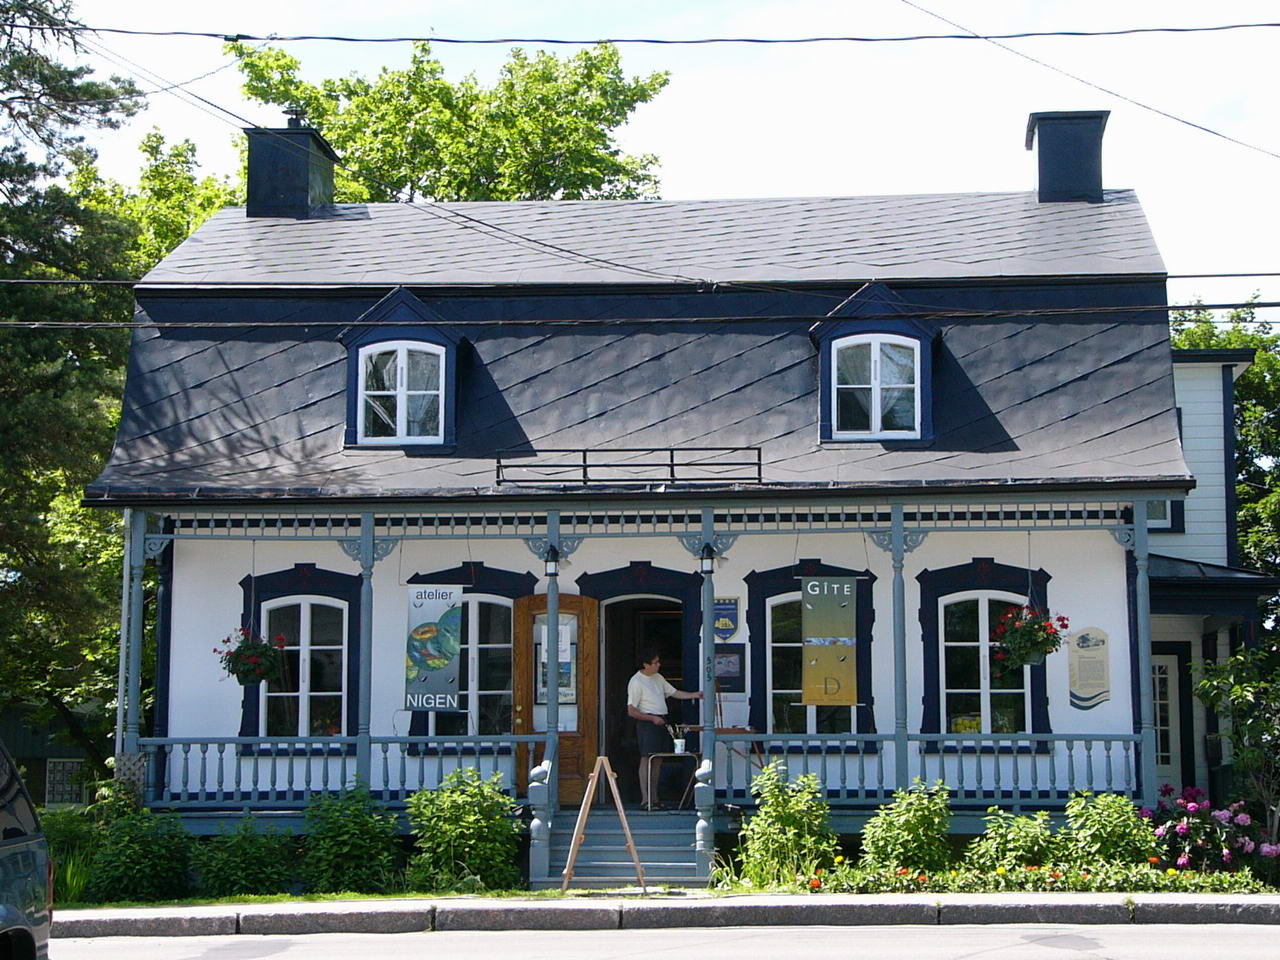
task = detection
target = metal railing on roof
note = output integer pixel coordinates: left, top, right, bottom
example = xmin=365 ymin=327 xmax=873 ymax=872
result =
xmin=494 ymin=447 xmax=763 ymax=487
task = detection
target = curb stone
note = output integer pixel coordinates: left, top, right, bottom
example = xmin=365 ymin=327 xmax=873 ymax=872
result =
xmin=52 ymin=904 xmax=238 ymax=939
xmin=1131 ymin=894 xmax=1280 ymax=925
xmin=434 ymin=900 xmax=623 ymax=931
xmin=237 ymin=900 xmax=435 ymax=935
xmin=935 ymin=894 xmax=1132 ymax=925
xmin=621 ymin=895 xmax=936 ymax=927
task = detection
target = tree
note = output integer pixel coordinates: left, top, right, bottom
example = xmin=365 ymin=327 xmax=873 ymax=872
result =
xmin=0 ymin=0 xmax=143 ymax=776
xmin=227 ymin=40 xmax=668 ymax=202
xmin=1170 ymin=304 xmax=1280 ymax=625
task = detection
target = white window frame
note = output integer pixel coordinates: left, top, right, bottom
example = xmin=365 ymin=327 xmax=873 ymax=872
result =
xmin=831 ymin=333 xmax=921 ymax=440
xmin=356 ymin=340 xmax=445 ymax=445
xmin=938 ymin=590 xmax=1031 ymax=735
xmin=765 ymin=593 xmax=855 ymax=735
xmin=1145 ymin=499 xmax=1173 ymax=531
xmin=259 ymin=595 xmax=349 ymax=739
xmin=425 ymin=594 xmax=514 ymax=737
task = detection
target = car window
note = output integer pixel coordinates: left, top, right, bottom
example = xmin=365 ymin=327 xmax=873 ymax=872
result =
xmin=0 ymin=746 xmax=39 ymax=841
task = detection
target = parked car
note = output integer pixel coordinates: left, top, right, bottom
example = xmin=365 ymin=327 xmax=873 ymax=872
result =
xmin=0 ymin=738 xmax=50 ymax=960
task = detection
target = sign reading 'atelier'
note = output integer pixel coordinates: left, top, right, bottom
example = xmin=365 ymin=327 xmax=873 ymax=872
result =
xmin=800 ymin=577 xmax=858 ymax=706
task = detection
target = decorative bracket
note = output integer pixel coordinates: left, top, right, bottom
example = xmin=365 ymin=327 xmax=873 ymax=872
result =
xmin=1110 ymin=528 xmax=1136 ymax=550
xmin=338 ymin=538 xmax=398 ymax=565
xmin=142 ymin=536 xmax=170 ymax=560
xmin=522 ymin=535 xmax=584 ymax=560
xmin=677 ymin=533 xmax=739 ymax=558
xmin=867 ymin=530 xmax=928 ymax=554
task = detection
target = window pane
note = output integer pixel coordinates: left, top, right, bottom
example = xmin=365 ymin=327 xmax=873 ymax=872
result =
xmin=990 ymin=647 xmax=1024 ymax=690
xmin=770 ymin=601 xmax=801 ymax=644
xmin=436 ymin=701 xmax=468 ymax=736
xmin=880 ymin=342 xmax=916 ymax=385
xmin=946 ymin=693 xmax=982 ymax=734
xmin=478 ymin=603 xmax=512 ymax=645
xmin=309 ymin=696 xmax=343 ymax=736
xmin=771 ymin=646 xmax=802 ymax=691
xmin=836 ymin=387 xmax=871 ymax=432
xmin=1147 ymin=500 xmax=1169 ymax=521
xmin=406 ymin=394 xmax=440 ymax=437
xmin=816 ymin=705 xmax=852 ymax=734
xmin=944 ymin=646 xmax=980 ymax=690
xmin=310 ymin=649 xmax=343 ymax=693
xmin=989 ymin=599 xmax=1023 ymax=641
xmin=943 ymin=599 xmax=979 ymax=645
xmin=771 ymin=693 xmax=805 ymax=734
xmin=311 ymin=604 xmax=344 ymax=647
xmin=991 ymin=694 xmax=1026 ymax=734
xmin=881 ymin=388 xmax=915 ymax=431
xmin=364 ymin=395 xmax=397 ymax=437
xmin=836 ymin=342 xmax=871 ymax=385
xmin=267 ymin=649 xmax=301 ymax=693
xmin=406 ymin=349 xmax=440 ymax=391
xmin=478 ymin=693 xmax=513 ymax=734
xmin=265 ymin=696 xmax=299 ymax=737
xmin=363 ymin=350 xmax=396 ymax=392
xmin=478 ymin=648 xmax=511 ymax=691
xmin=267 ymin=604 xmax=301 ymax=647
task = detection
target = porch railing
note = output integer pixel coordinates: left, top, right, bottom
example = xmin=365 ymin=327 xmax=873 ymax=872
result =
xmin=139 ymin=735 xmax=545 ymax=809
xmin=716 ymin=732 xmax=1141 ymax=806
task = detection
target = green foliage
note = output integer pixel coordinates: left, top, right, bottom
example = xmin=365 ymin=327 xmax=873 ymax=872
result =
xmin=859 ymin=779 xmax=952 ymax=873
xmin=37 ymin=806 xmax=97 ymax=859
xmin=300 ymin=786 xmax=399 ymax=893
xmin=193 ymin=819 xmax=296 ymax=897
xmin=227 ymin=40 xmax=668 ymax=202
xmin=1196 ymin=646 xmax=1280 ymax=844
xmin=405 ymin=768 xmax=520 ymax=892
xmin=721 ymin=761 xmax=837 ymax=888
xmin=55 ymin=847 xmax=95 ymax=903
xmin=1062 ymin=791 xmax=1157 ymax=865
xmin=963 ymin=807 xmax=1057 ymax=872
xmin=86 ymin=774 xmax=141 ymax=825
xmin=86 ymin=810 xmax=193 ymax=902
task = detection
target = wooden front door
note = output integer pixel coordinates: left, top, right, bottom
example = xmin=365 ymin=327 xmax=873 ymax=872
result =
xmin=514 ymin=594 xmax=599 ymax=806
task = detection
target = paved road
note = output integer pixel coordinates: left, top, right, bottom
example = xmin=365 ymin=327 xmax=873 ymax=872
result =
xmin=50 ymin=925 xmax=1280 ymax=960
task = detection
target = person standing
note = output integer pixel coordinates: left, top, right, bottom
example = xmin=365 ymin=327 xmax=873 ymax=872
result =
xmin=626 ymin=647 xmax=703 ymax=810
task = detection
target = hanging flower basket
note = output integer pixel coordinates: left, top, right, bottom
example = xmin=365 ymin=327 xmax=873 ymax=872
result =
xmin=214 ymin=626 xmax=287 ymax=685
xmin=992 ymin=606 xmax=1069 ymax=672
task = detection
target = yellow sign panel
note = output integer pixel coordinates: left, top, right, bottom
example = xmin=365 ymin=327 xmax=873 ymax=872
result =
xmin=802 ymin=644 xmax=857 ymax=706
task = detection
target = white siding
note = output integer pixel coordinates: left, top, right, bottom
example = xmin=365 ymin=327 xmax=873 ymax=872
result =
xmin=1159 ymin=364 xmax=1231 ymax=564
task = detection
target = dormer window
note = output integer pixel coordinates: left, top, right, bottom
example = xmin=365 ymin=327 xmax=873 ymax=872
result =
xmin=357 ymin=341 xmax=445 ymax=444
xmin=832 ymin=334 xmax=920 ymax=439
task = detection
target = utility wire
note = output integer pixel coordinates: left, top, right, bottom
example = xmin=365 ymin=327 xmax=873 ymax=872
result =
xmin=10 ymin=20 xmax=1280 ymax=45
xmin=900 ymin=0 xmax=1280 ymax=162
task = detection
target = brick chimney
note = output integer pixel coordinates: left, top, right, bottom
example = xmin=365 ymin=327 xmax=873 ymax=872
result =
xmin=244 ymin=112 xmax=339 ymax=218
xmin=1025 ymin=111 xmax=1110 ymax=203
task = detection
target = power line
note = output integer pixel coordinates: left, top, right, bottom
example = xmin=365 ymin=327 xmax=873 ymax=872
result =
xmin=900 ymin=0 xmax=1280 ymax=162
xmin=10 ymin=20 xmax=1280 ymax=45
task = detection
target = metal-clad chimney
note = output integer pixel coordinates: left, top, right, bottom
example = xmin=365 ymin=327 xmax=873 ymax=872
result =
xmin=244 ymin=113 xmax=339 ymax=218
xmin=1025 ymin=110 xmax=1110 ymax=203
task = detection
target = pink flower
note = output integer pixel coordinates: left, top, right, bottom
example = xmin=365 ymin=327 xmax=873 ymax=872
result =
xmin=1221 ymin=849 xmax=1232 ymax=864
xmin=1186 ymin=802 xmax=1199 ymax=813
xmin=1175 ymin=822 xmax=1190 ymax=836
xmin=1176 ymin=855 xmax=1190 ymax=868
xmin=1241 ymin=838 xmax=1256 ymax=854
xmin=1154 ymin=824 xmax=1168 ymax=838
xmin=1176 ymin=798 xmax=1187 ymax=808
xmin=1259 ymin=844 xmax=1280 ymax=859
xmin=1139 ymin=807 xmax=1153 ymax=819
xmin=1234 ymin=813 xmax=1252 ymax=827
xmin=1159 ymin=784 xmax=1175 ymax=798
xmin=1212 ymin=809 xmax=1232 ymax=824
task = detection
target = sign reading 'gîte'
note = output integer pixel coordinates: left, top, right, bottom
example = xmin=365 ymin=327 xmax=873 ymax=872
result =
xmin=800 ymin=577 xmax=857 ymax=706
xmin=404 ymin=585 xmax=465 ymax=711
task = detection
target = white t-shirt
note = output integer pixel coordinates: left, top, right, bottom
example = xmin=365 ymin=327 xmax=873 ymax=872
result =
xmin=627 ymin=670 xmax=677 ymax=716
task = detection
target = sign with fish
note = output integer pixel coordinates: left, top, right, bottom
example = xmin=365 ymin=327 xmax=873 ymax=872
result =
xmin=800 ymin=577 xmax=857 ymax=706
xmin=404 ymin=585 xmax=465 ymax=711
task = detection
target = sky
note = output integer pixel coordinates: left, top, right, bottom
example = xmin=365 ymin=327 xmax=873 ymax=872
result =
xmin=69 ymin=0 xmax=1280 ymax=317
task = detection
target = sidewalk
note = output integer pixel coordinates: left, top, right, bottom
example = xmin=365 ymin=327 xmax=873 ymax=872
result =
xmin=52 ymin=892 xmax=1280 ymax=937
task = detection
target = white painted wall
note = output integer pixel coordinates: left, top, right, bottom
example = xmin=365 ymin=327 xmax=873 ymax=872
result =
xmin=1160 ymin=363 xmax=1230 ymax=564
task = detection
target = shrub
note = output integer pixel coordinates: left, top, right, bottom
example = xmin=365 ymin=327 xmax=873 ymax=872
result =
xmin=859 ymin=779 xmax=952 ymax=874
xmin=86 ymin=776 xmax=140 ymax=826
xmin=1061 ymin=791 xmax=1157 ymax=866
xmin=194 ymin=818 xmax=296 ymax=896
xmin=86 ymin=810 xmax=193 ymax=902
xmin=55 ymin=848 xmax=95 ymax=903
xmin=300 ymin=786 xmax=398 ymax=893
xmin=38 ymin=807 xmax=98 ymax=860
xmin=963 ymin=807 xmax=1057 ymax=872
xmin=405 ymin=768 xmax=521 ymax=892
xmin=725 ymin=761 xmax=837 ymax=888
xmin=1149 ymin=786 xmax=1263 ymax=872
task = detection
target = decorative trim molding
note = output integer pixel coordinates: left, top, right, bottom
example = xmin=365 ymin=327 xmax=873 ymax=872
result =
xmin=867 ymin=530 xmax=928 ymax=554
xmin=676 ymin=533 xmax=739 ymax=557
xmin=143 ymin=536 xmax=169 ymax=560
xmin=338 ymin=538 xmax=397 ymax=564
xmin=522 ymin=535 xmax=584 ymax=559
xmin=1111 ymin=528 xmax=1135 ymax=550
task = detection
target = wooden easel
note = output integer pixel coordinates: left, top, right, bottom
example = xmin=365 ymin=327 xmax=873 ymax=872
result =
xmin=560 ymin=755 xmax=646 ymax=893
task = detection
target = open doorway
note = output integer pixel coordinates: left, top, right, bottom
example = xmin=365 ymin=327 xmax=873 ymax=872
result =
xmin=602 ymin=596 xmax=696 ymax=804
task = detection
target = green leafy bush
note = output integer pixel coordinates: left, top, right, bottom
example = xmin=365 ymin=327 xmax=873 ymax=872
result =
xmin=38 ymin=807 xmax=98 ymax=859
xmin=194 ymin=818 xmax=296 ymax=896
xmin=300 ymin=786 xmax=399 ymax=893
xmin=56 ymin=848 xmax=95 ymax=903
xmin=1061 ymin=791 xmax=1157 ymax=866
xmin=963 ymin=807 xmax=1057 ymax=872
xmin=86 ymin=810 xmax=193 ymax=902
xmin=405 ymin=768 xmax=521 ymax=892
xmin=721 ymin=761 xmax=837 ymax=889
xmin=859 ymin=779 xmax=952 ymax=874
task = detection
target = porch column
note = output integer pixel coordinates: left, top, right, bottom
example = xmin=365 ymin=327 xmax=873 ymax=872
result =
xmin=356 ymin=511 xmax=376 ymax=784
xmin=698 ymin=508 xmax=717 ymax=768
xmin=1133 ymin=501 xmax=1158 ymax=807
xmin=114 ymin=507 xmax=134 ymax=751
xmin=544 ymin=510 xmax=562 ymax=809
xmin=890 ymin=504 xmax=910 ymax=790
xmin=123 ymin=508 xmax=148 ymax=754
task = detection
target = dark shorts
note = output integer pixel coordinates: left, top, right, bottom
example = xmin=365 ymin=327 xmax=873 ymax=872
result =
xmin=636 ymin=717 xmax=673 ymax=757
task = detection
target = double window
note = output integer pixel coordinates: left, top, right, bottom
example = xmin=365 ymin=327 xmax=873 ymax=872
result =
xmin=831 ymin=334 xmax=920 ymax=439
xmin=425 ymin=596 xmax=514 ymax=737
xmin=357 ymin=340 xmax=445 ymax=444
xmin=767 ymin=596 xmax=854 ymax=734
xmin=260 ymin=596 xmax=348 ymax=738
xmin=940 ymin=591 xmax=1029 ymax=735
